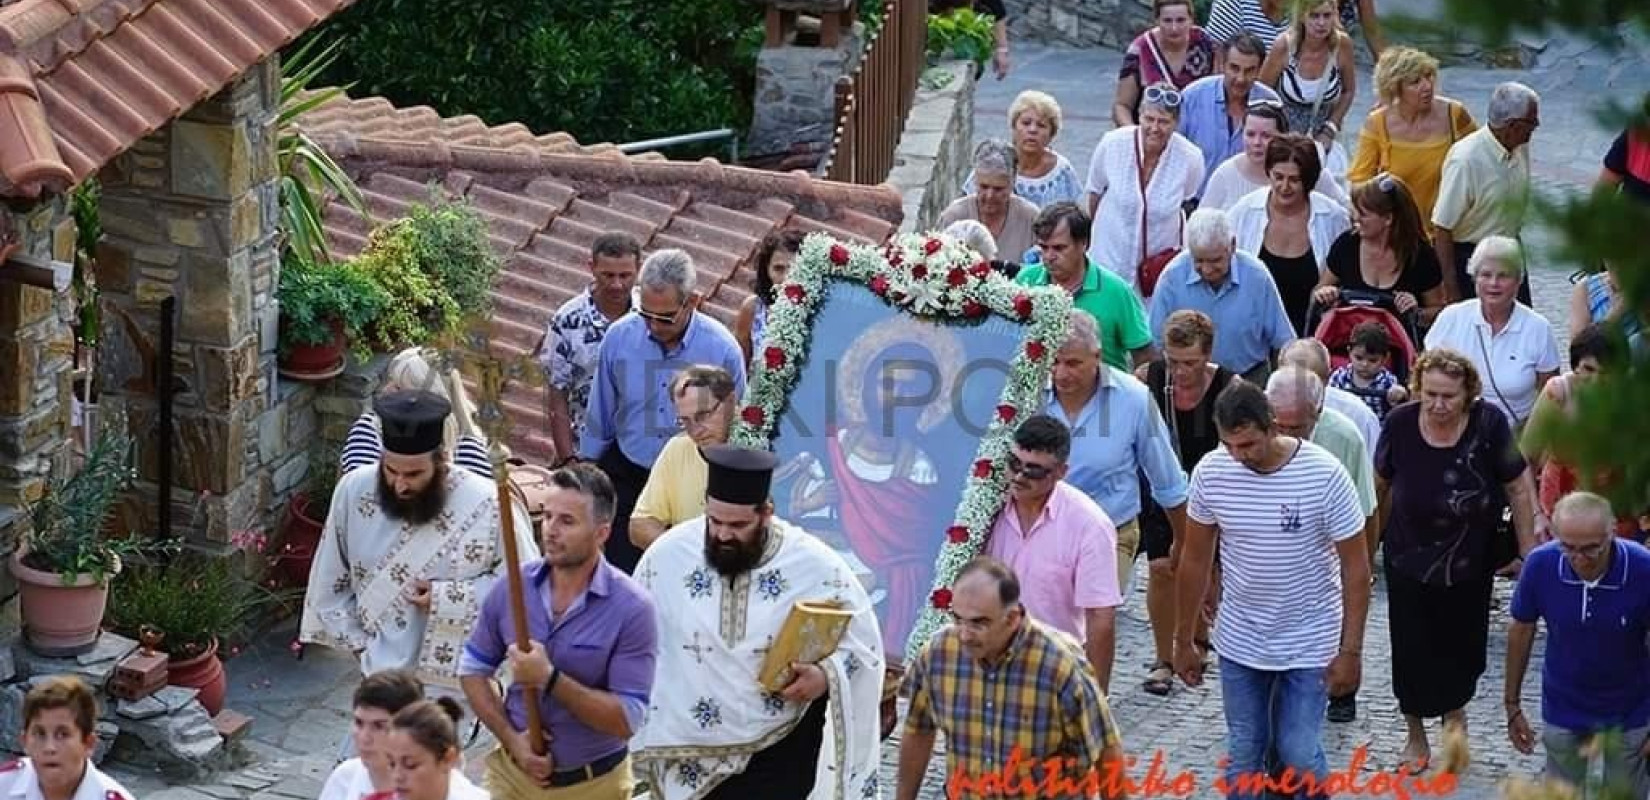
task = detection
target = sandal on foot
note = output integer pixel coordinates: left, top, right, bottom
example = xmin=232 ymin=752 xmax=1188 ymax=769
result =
xmin=1143 ymin=663 xmax=1174 ymax=696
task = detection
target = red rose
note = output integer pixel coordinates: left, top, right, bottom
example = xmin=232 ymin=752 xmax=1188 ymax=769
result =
xmin=870 ymin=274 xmax=890 ymax=296
xmin=996 ymin=404 xmax=1017 ymax=423
xmin=889 ymin=252 xmax=903 ymax=267
xmin=911 ymin=264 xmax=928 ymax=280
xmin=1013 ymin=294 xmax=1033 ymax=319
xmin=962 ymin=300 xmax=985 ymax=317
xmin=969 ymin=261 xmax=991 ymax=278
xmin=763 ymin=347 xmax=786 ymax=370
xmin=946 ymin=267 xmax=967 ymax=287
xmin=924 ymin=238 xmax=943 ymax=255
xmin=783 ymin=284 xmax=806 ymax=304
xmin=931 ymin=588 xmax=954 ymax=610
xmin=741 ymin=406 xmax=765 ymax=426
xmin=972 ymin=459 xmax=993 ymax=478
xmin=1025 ymin=341 xmax=1046 ymax=361
xmin=829 ymin=244 xmax=850 ymax=265
xmin=946 ymin=525 xmax=969 ymax=544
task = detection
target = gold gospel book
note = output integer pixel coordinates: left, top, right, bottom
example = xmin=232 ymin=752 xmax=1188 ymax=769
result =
xmin=757 ymin=600 xmax=853 ymax=692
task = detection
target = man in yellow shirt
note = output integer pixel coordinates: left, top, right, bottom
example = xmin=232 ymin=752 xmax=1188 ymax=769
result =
xmin=629 ymin=365 xmax=736 ymax=550
xmin=1432 ymin=81 xmax=1539 ymax=304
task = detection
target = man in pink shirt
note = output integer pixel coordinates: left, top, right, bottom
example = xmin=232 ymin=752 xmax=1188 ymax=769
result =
xmin=986 ymin=414 xmax=1124 ymax=689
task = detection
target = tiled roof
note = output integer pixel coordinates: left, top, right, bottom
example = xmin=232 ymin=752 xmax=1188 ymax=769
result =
xmin=0 ymin=0 xmax=355 ymax=199
xmin=303 ymin=111 xmax=905 ymax=464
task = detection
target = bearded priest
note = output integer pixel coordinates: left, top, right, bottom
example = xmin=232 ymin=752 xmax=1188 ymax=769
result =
xmin=302 ymin=390 xmax=540 ymax=700
xmin=633 ymin=444 xmax=886 ymax=800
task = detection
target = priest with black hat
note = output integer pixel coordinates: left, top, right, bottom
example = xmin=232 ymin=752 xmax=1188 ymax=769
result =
xmin=301 ymin=389 xmax=539 ymax=728
xmin=632 ymin=444 xmax=886 ymax=800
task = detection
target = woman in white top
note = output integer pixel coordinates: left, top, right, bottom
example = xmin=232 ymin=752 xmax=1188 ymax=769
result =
xmin=387 ymin=700 xmax=490 ymax=800
xmin=1085 ymin=82 xmax=1204 ymax=292
xmin=963 ymin=90 xmax=1085 ymax=209
xmin=1424 ymin=236 xmax=1562 ymax=429
xmin=1227 ymin=132 xmax=1351 ymax=334
xmin=1201 ymin=100 xmax=1349 ymax=211
xmin=321 ymin=671 xmax=476 ymax=800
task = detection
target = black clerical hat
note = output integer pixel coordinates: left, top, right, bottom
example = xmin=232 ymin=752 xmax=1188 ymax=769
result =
xmin=702 ymin=444 xmax=777 ymax=506
xmin=374 ymin=390 xmax=451 ymax=455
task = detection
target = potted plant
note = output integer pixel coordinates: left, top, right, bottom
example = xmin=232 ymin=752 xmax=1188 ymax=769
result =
xmin=105 ymin=547 xmax=287 ymax=716
xmin=12 ymin=431 xmax=145 ymax=656
xmin=277 ymin=258 xmax=386 ymax=382
xmin=272 ymin=442 xmax=340 ymax=589
xmin=355 ymin=194 xmax=501 ymax=352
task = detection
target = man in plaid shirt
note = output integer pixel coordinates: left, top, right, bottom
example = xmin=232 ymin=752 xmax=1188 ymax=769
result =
xmin=895 ymin=556 xmax=1128 ymax=800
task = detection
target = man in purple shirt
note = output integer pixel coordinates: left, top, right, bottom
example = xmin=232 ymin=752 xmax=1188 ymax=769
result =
xmin=460 ymin=463 xmax=658 ymax=797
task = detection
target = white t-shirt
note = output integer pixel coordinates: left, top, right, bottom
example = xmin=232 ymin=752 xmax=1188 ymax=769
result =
xmin=1425 ymin=300 xmax=1562 ymax=426
xmin=1188 ymin=440 xmax=1364 ymax=671
xmin=1084 ymin=126 xmax=1204 ymax=288
xmin=319 ymin=758 xmax=484 ymax=800
xmin=1200 ymin=153 xmax=1351 ymax=212
xmin=1324 ymin=386 xmax=1382 ymax=454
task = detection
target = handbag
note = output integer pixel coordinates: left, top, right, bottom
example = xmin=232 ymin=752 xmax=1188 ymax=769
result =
xmin=1135 ymin=128 xmax=1182 ymax=298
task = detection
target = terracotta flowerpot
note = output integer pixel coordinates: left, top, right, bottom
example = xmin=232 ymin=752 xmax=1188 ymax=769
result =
xmin=169 ymin=638 xmax=227 ymax=716
xmin=278 ymin=318 xmax=347 ymax=382
xmin=10 ymin=549 xmax=120 ymax=657
xmin=274 ymin=492 xmax=326 ymax=588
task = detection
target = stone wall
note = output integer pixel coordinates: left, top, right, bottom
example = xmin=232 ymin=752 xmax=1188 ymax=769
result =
xmin=1002 ymin=0 xmax=1152 ymax=50
xmin=92 ymin=58 xmax=301 ymax=545
xmin=0 ymin=200 xmax=77 ymax=585
xmin=886 ymin=60 xmax=979 ymax=234
xmin=747 ymin=26 xmax=867 ymax=165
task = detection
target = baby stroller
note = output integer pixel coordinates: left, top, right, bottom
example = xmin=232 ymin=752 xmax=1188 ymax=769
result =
xmin=1306 ymin=288 xmax=1421 ymax=392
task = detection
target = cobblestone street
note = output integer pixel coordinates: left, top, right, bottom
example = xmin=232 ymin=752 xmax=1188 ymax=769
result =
xmin=120 ymin=29 xmax=1648 ymax=800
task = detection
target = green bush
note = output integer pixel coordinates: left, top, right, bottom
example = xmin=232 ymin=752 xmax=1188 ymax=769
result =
xmin=352 ymin=193 xmax=500 ymax=352
xmin=295 ymin=0 xmax=762 ymax=147
xmin=277 ymin=258 xmax=387 ymax=356
xmin=927 ymin=9 xmax=997 ymax=68
xmin=106 ymin=550 xmax=288 ymax=659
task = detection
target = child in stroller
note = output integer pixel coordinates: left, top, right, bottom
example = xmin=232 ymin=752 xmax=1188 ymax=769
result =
xmin=1309 ymin=287 xmax=1420 ymax=418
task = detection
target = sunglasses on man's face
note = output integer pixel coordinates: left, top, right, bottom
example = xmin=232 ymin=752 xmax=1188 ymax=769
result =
xmin=1007 ymin=455 xmax=1053 ymax=480
xmin=637 ymin=303 xmax=685 ymax=325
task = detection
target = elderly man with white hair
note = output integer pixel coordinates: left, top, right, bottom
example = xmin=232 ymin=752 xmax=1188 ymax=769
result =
xmin=1506 ymin=491 xmax=1650 ymax=797
xmin=1278 ymin=338 xmax=1383 ymax=454
xmin=1267 ymin=365 xmax=1378 ymax=724
xmin=578 ymin=248 xmax=747 ymax=573
xmin=1148 ymin=208 xmax=1295 ymax=385
xmin=1433 ymin=81 xmax=1541 ymax=303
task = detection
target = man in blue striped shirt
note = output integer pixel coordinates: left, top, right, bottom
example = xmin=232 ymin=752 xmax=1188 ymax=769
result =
xmin=577 ymin=249 xmax=746 ymax=573
xmin=1174 ymin=380 xmax=1370 ymax=800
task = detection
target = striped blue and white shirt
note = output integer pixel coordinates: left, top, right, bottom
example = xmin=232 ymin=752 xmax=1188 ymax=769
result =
xmin=1188 ymin=439 xmax=1363 ymax=671
xmin=340 ymin=411 xmax=494 ymax=480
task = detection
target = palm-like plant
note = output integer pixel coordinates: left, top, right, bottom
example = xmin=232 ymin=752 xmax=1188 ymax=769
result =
xmin=278 ymin=38 xmax=368 ymax=266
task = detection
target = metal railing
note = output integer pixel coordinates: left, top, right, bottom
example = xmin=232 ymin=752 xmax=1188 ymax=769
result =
xmin=616 ymin=128 xmax=740 ymax=161
xmin=823 ymin=0 xmax=926 ymax=184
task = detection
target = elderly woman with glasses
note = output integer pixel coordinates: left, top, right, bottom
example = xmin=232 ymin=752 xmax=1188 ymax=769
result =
xmin=1375 ymin=347 xmax=1540 ymax=773
xmin=1348 ymin=46 xmax=1477 ymax=238
xmin=1313 ymin=172 xmax=1447 ymax=325
xmin=941 ymin=139 xmax=1040 ymax=263
xmin=965 ymin=90 xmax=1085 ymax=209
xmin=341 ymin=347 xmax=494 ymax=479
xmin=1423 ymin=236 xmax=1561 ymax=431
xmin=1227 ymin=133 xmax=1352 ymax=335
xmin=1083 ymin=82 xmax=1203 ymax=295
xmin=1201 ymin=100 xmax=1350 ymax=211
xmin=1111 ymin=0 xmax=1215 ymax=127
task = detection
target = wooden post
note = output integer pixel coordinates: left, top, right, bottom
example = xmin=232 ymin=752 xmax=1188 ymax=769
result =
xmin=434 ymin=321 xmax=548 ymax=756
xmin=764 ymin=6 xmax=784 ymax=47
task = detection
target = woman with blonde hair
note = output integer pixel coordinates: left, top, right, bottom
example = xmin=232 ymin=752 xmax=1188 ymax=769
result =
xmin=963 ymin=90 xmax=1085 ymax=209
xmin=1260 ymin=0 xmax=1358 ymax=143
xmin=340 ymin=347 xmax=495 ymax=478
xmin=1347 ymin=46 xmax=1476 ymax=236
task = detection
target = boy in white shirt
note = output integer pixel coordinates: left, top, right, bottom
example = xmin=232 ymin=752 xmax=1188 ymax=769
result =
xmin=319 ymin=670 xmax=426 ymax=800
xmin=0 ymin=676 xmax=136 ymax=800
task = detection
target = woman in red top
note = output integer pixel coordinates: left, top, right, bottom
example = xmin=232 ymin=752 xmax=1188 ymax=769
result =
xmin=1112 ymin=0 xmax=1216 ymax=126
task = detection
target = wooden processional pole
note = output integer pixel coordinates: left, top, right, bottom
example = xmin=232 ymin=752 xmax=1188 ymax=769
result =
xmin=436 ymin=321 xmax=547 ymax=756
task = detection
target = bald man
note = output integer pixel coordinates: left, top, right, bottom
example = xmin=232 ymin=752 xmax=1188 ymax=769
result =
xmin=1278 ymin=339 xmax=1382 ymax=453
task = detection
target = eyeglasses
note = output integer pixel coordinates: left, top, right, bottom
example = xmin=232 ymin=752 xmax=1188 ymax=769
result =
xmin=1145 ymin=85 xmax=1183 ymax=109
xmin=675 ymin=398 xmax=726 ymax=430
xmin=637 ymin=303 xmax=686 ymax=325
xmin=1006 ymin=455 xmax=1053 ymax=480
xmin=1558 ymin=540 xmax=1608 ymax=560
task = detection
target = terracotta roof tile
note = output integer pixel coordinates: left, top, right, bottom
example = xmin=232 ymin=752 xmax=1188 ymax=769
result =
xmin=0 ymin=0 xmax=357 ymax=198
xmin=307 ymin=97 xmax=904 ymax=464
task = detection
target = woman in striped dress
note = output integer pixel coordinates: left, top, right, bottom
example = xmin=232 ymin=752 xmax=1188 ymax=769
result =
xmin=1204 ymin=0 xmax=1289 ymax=53
xmin=1261 ymin=0 xmax=1357 ymax=142
xmin=340 ymin=347 xmax=494 ymax=479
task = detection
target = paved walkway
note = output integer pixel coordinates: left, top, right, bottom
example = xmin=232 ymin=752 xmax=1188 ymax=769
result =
xmin=118 ymin=35 xmax=1647 ymax=800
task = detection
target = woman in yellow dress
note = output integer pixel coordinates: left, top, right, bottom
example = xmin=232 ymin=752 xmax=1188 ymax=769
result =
xmin=1347 ymin=46 xmax=1477 ymax=239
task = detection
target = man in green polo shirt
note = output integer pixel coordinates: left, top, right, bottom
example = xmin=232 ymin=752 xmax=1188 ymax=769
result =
xmin=1019 ymin=203 xmax=1156 ymax=371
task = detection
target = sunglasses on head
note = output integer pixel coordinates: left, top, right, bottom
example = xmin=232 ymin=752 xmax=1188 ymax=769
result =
xmin=1373 ymin=172 xmax=1396 ymax=193
xmin=1144 ymin=85 xmax=1183 ymax=109
xmin=1007 ymin=455 xmax=1052 ymax=480
xmin=1246 ymin=98 xmax=1284 ymax=112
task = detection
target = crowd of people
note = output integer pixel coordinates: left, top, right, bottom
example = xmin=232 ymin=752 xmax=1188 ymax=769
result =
xmin=12 ymin=3 xmax=1646 ymax=800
